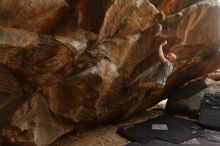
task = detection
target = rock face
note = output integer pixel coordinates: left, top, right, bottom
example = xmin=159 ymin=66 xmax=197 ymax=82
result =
xmin=0 ymin=0 xmax=220 ymax=145
xmin=74 ymin=0 xmax=110 ymax=33
xmin=0 ymin=65 xmax=25 ymax=129
xmin=161 ymin=0 xmax=220 ymax=43
xmin=156 ymin=0 xmax=203 ymax=15
xmin=166 ymin=78 xmax=219 ymax=116
xmin=0 ymin=0 xmax=69 ymax=33
xmin=1 ymin=93 xmax=73 ymax=146
xmin=0 ymin=27 xmax=77 ymax=89
xmin=43 ymin=24 xmax=163 ymax=123
xmin=161 ymin=1 xmax=220 ymax=96
xmin=98 ymin=0 xmax=159 ymax=42
xmin=163 ymin=43 xmax=220 ymax=97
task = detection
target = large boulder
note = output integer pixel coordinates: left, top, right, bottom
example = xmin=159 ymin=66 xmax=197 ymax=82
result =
xmin=43 ymin=24 xmax=163 ymax=123
xmin=0 ymin=93 xmax=73 ymax=146
xmin=124 ymin=0 xmax=220 ymax=116
xmin=98 ymin=0 xmax=159 ymax=42
xmin=0 ymin=27 xmax=91 ymax=145
xmin=0 ymin=65 xmax=73 ymax=146
xmin=118 ymin=0 xmax=159 ymax=36
xmin=161 ymin=0 xmax=220 ymax=44
xmin=0 ymin=0 xmax=220 ymax=145
xmin=0 ymin=26 xmax=86 ymax=89
xmin=177 ymin=1 xmax=220 ymax=45
xmin=164 ymin=43 xmax=220 ymax=97
xmin=0 ymin=0 xmax=69 ymax=33
xmin=166 ymin=78 xmax=219 ymax=116
xmin=161 ymin=1 xmax=220 ymax=96
xmin=98 ymin=0 xmax=137 ymax=42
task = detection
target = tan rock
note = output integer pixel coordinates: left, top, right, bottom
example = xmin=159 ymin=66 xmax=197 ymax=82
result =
xmin=156 ymin=0 xmax=202 ymax=15
xmin=0 ymin=93 xmax=73 ymax=146
xmin=162 ymin=0 xmax=220 ymax=45
xmin=0 ymin=0 xmax=69 ymax=33
xmin=43 ymin=59 xmax=118 ymax=122
xmin=125 ymin=0 xmax=220 ymax=116
xmin=0 ymin=0 xmax=219 ymax=145
xmin=98 ymin=0 xmax=159 ymax=42
xmin=164 ymin=44 xmax=220 ymax=96
xmin=74 ymin=0 xmax=110 ymax=33
xmin=118 ymin=0 xmax=159 ymax=35
xmin=0 ymin=27 xmax=77 ymax=88
xmin=43 ymin=24 xmax=162 ymax=122
xmin=159 ymin=1 xmax=220 ymax=96
xmin=98 ymin=0 xmax=137 ymax=42
xmin=0 ymin=65 xmax=25 ymax=129
xmin=40 ymin=1 xmax=220 ymax=125
xmin=177 ymin=1 xmax=220 ymax=45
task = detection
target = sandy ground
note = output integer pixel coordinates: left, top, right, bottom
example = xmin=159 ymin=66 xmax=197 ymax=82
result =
xmin=51 ymin=101 xmax=166 ymax=146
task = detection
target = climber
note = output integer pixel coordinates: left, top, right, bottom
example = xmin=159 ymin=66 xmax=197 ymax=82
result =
xmin=138 ymin=40 xmax=177 ymax=92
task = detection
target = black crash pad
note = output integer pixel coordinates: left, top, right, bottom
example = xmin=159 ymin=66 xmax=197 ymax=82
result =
xmin=126 ymin=138 xmax=220 ymax=146
xmin=118 ymin=115 xmax=204 ymax=144
xmin=125 ymin=129 xmax=220 ymax=146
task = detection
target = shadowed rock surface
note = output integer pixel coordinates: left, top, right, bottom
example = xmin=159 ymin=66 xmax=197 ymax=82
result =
xmin=0 ymin=0 xmax=220 ymax=145
xmin=1 ymin=93 xmax=73 ymax=146
xmin=155 ymin=0 xmax=203 ymax=14
xmin=0 ymin=27 xmax=77 ymax=89
xmin=0 ymin=0 xmax=69 ymax=33
xmin=74 ymin=0 xmax=110 ymax=33
xmin=166 ymin=78 xmax=219 ymax=116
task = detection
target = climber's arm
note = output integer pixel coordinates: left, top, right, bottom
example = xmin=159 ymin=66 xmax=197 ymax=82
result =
xmin=158 ymin=40 xmax=167 ymax=63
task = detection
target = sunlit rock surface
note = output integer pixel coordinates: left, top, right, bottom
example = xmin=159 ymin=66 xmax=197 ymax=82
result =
xmin=98 ymin=0 xmax=159 ymax=42
xmin=0 ymin=0 xmax=220 ymax=145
